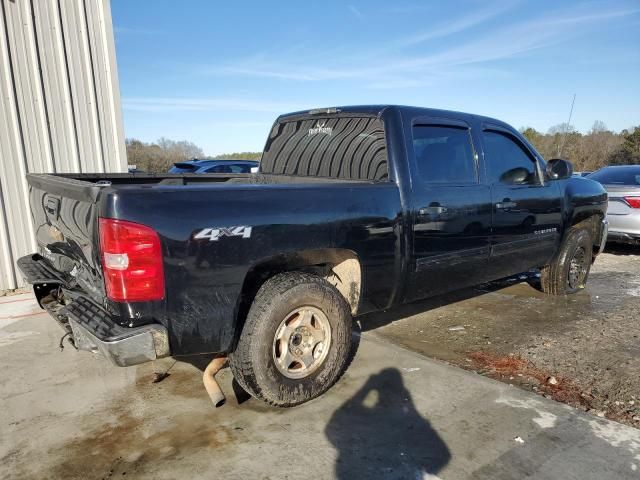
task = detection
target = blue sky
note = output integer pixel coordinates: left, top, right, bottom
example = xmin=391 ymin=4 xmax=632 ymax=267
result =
xmin=112 ymin=0 xmax=640 ymax=156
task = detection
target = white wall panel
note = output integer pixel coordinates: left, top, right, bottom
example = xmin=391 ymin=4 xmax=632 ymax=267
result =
xmin=0 ymin=0 xmax=125 ymax=291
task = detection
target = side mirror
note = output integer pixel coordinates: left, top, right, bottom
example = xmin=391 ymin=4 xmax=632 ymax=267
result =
xmin=546 ymin=158 xmax=573 ymax=180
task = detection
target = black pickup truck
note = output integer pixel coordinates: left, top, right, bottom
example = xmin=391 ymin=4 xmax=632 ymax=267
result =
xmin=18 ymin=105 xmax=608 ymax=407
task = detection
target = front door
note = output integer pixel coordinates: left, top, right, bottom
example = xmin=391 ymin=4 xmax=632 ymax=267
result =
xmin=406 ymin=122 xmax=492 ymax=302
xmin=480 ymin=126 xmax=563 ymax=279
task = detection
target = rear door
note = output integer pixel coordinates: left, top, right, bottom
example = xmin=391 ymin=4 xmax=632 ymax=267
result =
xmin=480 ymin=125 xmax=563 ymax=278
xmin=405 ymin=119 xmax=492 ymax=302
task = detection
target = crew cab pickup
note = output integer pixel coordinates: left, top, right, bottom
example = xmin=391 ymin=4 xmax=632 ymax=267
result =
xmin=18 ymin=105 xmax=608 ymax=407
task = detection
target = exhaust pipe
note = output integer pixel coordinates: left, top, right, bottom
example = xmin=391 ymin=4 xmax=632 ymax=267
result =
xmin=203 ymin=356 xmax=227 ymax=407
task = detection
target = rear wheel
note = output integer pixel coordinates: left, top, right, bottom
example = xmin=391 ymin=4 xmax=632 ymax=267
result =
xmin=229 ymin=272 xmax=352 ymax=407
xmin=540 ymin=228 xmax=593 ymax=295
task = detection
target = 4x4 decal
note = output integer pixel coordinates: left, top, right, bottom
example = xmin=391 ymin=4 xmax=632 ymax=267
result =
xmin=193 ymin=226 xmax=252 ymax=241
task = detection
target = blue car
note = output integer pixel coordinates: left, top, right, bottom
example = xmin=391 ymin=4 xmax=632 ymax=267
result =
xmin=169 ymin=159 xmax=259 ymax=174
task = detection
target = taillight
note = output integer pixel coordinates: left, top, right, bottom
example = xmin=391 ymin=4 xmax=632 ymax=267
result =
xmin=98 ymin=218 xmax=164 ymax=302
xmin=624 ymin=196 xmax=640 ymax=209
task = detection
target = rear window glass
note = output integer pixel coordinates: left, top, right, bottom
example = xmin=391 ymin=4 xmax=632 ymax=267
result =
xmin=588 ymin=167 xmax=640 ymax=185
xmin=204 ymin=164 xmax=252 ymax=173
xmin=261 ymin=116 xmax=388 ymax=181
xmin=169 ymin=164 xmax=197 ymax=173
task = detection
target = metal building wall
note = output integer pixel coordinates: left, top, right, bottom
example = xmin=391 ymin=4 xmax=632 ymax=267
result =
xmin=0 ymin=0 xmax=126 ymax=291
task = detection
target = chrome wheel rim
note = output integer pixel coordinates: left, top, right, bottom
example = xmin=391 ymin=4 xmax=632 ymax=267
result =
xmin=568 ymin=247 xmax=588 ymax=289
xmin=272 ymin=306 xmax=331 ymax=379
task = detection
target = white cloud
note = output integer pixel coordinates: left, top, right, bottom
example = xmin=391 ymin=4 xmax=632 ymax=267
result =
xmin=348 ymin=5 xmax=364 ymax=20
xmin=396 ymin=2 xmax=516 ymax=47
xmin=122 ymin=97 xmax=302 ymax=113
xmin=207 ymin=3 xmax=639 ymax=88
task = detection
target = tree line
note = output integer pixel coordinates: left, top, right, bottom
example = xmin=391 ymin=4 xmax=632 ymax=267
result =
xmin=520 ymin=122 xmax=639 ymax=172
xmin=126 ymin=123 xmax=639 ymax=174
xmin=125 ymin=137 xmax=261 ymax=173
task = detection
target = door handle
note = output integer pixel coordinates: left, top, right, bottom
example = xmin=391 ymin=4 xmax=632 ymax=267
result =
xmin=495 ymin=201 xmax=517 ymax=210
xmin=419 ymin=206 xmax=448 ymax=215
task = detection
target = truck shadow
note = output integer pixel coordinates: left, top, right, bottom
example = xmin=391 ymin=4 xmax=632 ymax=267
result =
xmin=325 ymin=367 xmax=451 ymax=479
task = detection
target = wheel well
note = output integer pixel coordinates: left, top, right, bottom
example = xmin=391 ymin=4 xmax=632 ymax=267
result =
xmin=571 ymin=214 xmax=603 ymax=255
xmin=236 ymin=249 xmax=362 ymax=329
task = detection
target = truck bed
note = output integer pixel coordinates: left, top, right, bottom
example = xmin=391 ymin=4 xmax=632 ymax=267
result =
xmin=51 ymin=172 xmax=369 ymax=186
xmin=24 ymin=170 xmax=401 ymax=355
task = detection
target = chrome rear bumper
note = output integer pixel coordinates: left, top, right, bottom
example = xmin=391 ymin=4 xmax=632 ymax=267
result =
xmin=69 ymin=317 xmax=170 ymax=367
xmin=17 ymin=253 xmax=170 ymax=367
xmin=61 ymin=296 xmax=170 ymax=367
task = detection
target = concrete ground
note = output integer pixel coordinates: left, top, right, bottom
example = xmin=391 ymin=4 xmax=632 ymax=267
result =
xmin=2 ymin=294 xmax=640 ymax=480
xmin=369 ymin=245 xmax=640 ymax=427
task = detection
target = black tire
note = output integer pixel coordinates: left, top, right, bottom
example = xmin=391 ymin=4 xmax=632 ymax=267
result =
xmin=540 ymin=228 xmax=593 ymax=295
xmin=229 ymin=272 xmax=352 ymax=407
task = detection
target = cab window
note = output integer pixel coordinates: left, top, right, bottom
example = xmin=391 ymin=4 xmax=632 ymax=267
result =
xmin=412 ymin=125 xmax=477 ymax=184
xmin=483 ymin=131 xmax=539 ymax=185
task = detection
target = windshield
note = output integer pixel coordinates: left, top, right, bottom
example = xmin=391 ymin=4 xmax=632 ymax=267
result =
xmin=588 ymin=167 xmax=640 ymax=185
xmin=261 ymin=116 xmax=388 ymax=181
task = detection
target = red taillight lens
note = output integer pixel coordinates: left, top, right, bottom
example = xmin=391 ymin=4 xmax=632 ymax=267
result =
xmin=624 ymin=196 xmax=640 ymax=209
xmin=98 ymin=218 xmax=164 ymax=302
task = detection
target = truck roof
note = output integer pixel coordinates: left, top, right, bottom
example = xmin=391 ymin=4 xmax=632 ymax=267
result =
xmin=277 ymin=105 xmax=511 ymax=130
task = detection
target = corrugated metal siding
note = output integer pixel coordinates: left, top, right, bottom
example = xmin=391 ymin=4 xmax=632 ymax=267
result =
xmin=0 ymin=0 xmax=125 ymax=291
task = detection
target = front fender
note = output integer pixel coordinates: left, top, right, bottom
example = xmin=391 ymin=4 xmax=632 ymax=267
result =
xmin=561 ymin=177 xmax=608 ymax=244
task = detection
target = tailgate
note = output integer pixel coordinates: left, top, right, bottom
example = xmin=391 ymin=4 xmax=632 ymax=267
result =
xmin=26 ymin=174 xmax=107 ymax=302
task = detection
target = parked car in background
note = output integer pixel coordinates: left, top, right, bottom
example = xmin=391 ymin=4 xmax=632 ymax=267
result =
xmin=169 ymin=159 xmax=259 ymax=174
xmin=587 ymin=165 xmax=640 ymax=244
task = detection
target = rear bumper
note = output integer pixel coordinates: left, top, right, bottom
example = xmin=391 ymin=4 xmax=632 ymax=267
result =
xmin=607 ymin=230 xmax=640 ymax=244
xmin=606 ymin=211 xmax=640 ymax=244
xmin=65 ymin=297 xmax=170 ymax=367
xmin=17 ymin=254 xmax=170 ymax=367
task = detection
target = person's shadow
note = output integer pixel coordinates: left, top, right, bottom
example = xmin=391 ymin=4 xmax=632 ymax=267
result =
xmin=325 ymin=368 xmax=451 ymax=479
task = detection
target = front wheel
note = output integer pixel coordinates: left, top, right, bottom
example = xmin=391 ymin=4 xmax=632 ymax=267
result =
xmin=540 ymin=228 xmax=593 ymax=295
xmin=229 ymin=272 xmax=353 ymax=407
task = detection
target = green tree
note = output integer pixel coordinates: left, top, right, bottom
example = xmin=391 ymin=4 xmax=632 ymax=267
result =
xmin=518 ymin=122 xmax=624 ymax=171
xmin=610 ymin=127 xmax=640 ymax=165
xmin=519 ymin=127 xmax=541 ymax=145
xmin=214 ymin=152 xmax=262 ymax=160
xmin=125 ymin=138 xmax=205 ymax=173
